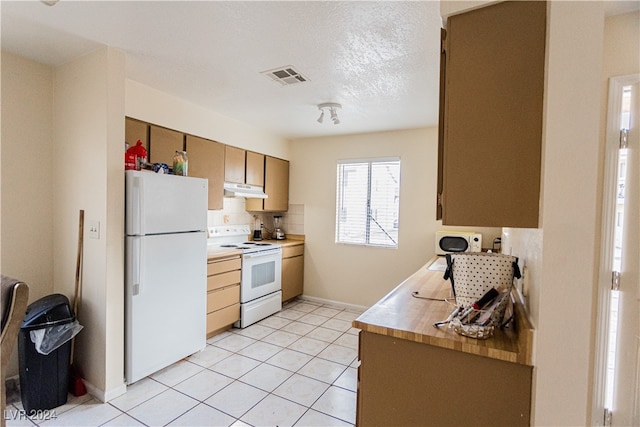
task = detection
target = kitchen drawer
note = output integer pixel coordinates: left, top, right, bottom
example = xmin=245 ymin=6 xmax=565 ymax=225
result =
xmin=207 ymin=284 xmax=240 ymax=313
xmin=207 ymin=303 xmax=240 ymax=334
xmin=207 ymin=270 xmax=241 ymax=292
xmin=282 ymin=245 xmax=304 ymax=258
xmin=207 ymin=257 xmax=241 ymax=276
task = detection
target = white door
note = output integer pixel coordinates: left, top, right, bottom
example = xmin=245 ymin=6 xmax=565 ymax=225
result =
xmin=613 ymin=79 xmax=640 ymax=426
xmin=595 ymin=75 xmax=639 ymax=426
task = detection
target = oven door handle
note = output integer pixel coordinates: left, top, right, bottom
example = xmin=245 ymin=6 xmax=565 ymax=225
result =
xmin=244 ymin=250 xmax=281 ymax=260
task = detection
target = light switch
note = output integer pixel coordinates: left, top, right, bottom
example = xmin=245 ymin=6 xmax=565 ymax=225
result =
xmin=89 ymin=221 xmax=100 ymax=239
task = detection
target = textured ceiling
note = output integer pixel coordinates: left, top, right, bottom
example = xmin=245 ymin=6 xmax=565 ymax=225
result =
xmin=1 ymin=1 xmax=443 ymax=139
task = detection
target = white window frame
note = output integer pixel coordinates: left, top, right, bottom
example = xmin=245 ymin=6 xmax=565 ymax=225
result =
xmin=335 ymin=157 xmax=401 ymax=248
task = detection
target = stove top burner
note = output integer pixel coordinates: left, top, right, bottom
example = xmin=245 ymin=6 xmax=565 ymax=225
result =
xmin=207 ymin=225 xmax=281 ymax=254
xmin=220 ymin=244 xmax=253 ymax=249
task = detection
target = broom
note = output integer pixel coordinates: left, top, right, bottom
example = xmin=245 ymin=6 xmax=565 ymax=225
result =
xmin=69 ymin=210 xmax=87 ymax=396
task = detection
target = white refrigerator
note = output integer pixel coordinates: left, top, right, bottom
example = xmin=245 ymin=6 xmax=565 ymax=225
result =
xmin=125 ymin=170 xmax=208 ymax=384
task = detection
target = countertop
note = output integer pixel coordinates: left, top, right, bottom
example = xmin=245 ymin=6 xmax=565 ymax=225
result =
xmin=353 ymin=256 xmax=534 ymax=366
xmin=257 ymin=238 xmax=304 ymax=248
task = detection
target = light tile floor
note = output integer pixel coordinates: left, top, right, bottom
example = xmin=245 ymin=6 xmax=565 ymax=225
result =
xmin=6 ymin=299 xmax=363 ymax=427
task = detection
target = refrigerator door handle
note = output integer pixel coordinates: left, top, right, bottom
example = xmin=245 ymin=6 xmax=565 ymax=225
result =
xmin=132 ymin=237 xmax=143 ymax=296
xmin=131 ymin=175 xmax=144 ymax=235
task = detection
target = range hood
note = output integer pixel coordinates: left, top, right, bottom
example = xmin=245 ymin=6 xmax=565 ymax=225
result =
xmin=223 ymin=182 xmax=268 ymax=199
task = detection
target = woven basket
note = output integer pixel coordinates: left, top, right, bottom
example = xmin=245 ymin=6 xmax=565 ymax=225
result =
xmin=449 ymin=291 xmax=510 ymax=339
xmin=444 ymin=252 xmax=519 ymax=339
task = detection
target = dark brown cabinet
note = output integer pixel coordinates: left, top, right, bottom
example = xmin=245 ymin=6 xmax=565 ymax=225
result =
xmin=438 ymin=1 xmax=546 ymax=228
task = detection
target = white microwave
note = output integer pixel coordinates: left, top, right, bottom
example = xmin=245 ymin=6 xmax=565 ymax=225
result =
xmin=435 ymin=231 xmax=482 ymax=255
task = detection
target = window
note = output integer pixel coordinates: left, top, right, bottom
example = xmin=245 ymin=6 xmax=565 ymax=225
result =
xmin=336 ymin=158 xmax=400 ymax=248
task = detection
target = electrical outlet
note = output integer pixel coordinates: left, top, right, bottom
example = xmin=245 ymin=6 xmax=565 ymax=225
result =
xmin=89 ymin=221 xmax=100 ymax=239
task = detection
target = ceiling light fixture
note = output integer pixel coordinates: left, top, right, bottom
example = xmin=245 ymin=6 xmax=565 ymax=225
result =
xmin=317 ymin=103 xmax=341 ymax=125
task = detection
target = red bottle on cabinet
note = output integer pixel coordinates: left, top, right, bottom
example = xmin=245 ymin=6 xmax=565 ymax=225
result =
xmin=125 ymin=140 xmax=147 ymax=170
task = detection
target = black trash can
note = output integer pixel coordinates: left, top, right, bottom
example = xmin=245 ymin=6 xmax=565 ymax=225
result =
xmin=18 ymin=294 xmax=75 ymax=412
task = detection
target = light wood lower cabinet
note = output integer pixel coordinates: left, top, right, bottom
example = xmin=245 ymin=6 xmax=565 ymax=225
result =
xmin=356 ymin=331 xmax=532 ymax=426
xmin=282 ymin=244 xmax=304 ymax=302
xmin=206 ymin=255 xmax=241 ymax=337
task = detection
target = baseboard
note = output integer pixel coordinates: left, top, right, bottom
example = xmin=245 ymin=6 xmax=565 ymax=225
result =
xmin=297 ymin=295 xmax=368 ymax=312
xmin=82 ymin=379 xmax=126 ymax=403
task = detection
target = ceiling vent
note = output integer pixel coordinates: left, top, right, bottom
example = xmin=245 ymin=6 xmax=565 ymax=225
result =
xmin=261 ymin=66 xmax=309 ymax=86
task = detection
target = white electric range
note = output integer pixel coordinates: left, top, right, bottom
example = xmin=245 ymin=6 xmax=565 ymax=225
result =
xmin=207 ymin=225 xmax=282 ymax=328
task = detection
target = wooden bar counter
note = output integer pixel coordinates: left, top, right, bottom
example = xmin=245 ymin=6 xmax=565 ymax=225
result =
xmin=353 ymin=257 xmax=534 ymax=426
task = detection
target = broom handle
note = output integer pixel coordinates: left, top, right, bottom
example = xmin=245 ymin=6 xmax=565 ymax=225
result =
xmin=73 ymin=210 xmax=84 ymax=317
xmin=70 ymin=210 xmax=84 ymax=363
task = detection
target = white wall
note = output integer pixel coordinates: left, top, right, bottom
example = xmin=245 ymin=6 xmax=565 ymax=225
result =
xmin=53 ymin=47 xmax=126 ymax=400
xmin=1 ymin=52 xmax=55 ymax=378
xmin=601 ymin=11 xmax=640 ymax=124
xmin=507 ymin=3 xmax=606 ymax=425
xmin=1 ymin=48 xmax=290 ymax=399
xmin=289 ymin=127 xmax=501 ymax=307
xmin=1 ymin=47 xmax=127 ymax=399
xmin=512 ymin=9 xmax=640 ymax=425
xmin=125 ymin=80 xmax=289 ymax=160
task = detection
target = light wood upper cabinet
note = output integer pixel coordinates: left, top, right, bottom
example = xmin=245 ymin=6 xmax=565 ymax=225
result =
xmin=186 ymin=135 xmax=225 ymax=210
xmin=245 ymin=151 xmax=265 ymax=187
xmin=246 ymin=156 xmax=289 ymax=212
xmin=438 ymin=1 xmax=545 ymax=228
xmin=264 ymin=156 xmax=289 ymax=212
xmin=149 ymin=125 xmax=184 ymax=165
xmin=125 ymin=117 xmax=149 ymax=153
xmin=224 ymin=146 xmax=246 ymax=184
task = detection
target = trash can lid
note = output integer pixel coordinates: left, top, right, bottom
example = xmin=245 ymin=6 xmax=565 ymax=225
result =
xmin=21 ymin=293 xmax=74 ymax=329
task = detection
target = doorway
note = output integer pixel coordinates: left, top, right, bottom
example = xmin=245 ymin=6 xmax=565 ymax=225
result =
xmin=594 ymin=74 xmax=639 ymax=426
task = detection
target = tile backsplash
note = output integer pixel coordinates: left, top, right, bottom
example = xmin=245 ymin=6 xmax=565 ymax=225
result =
xmin=207 ymin=197 xmax=253 ymax=227
xmin=208 ymin=198 xmax=304 ymax=237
